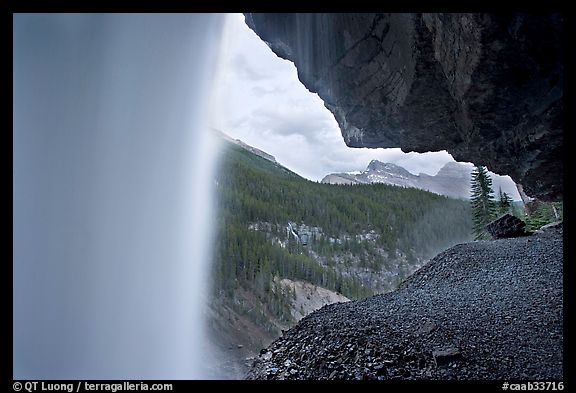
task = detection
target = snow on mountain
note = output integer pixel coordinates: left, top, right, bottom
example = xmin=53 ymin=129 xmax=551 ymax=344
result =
xmin=322 ymin=160 xmax=521 ymax=201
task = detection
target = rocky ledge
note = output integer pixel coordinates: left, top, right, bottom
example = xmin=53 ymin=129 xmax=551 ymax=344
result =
xmin=245 ymin=13 xmax=563 ymax=201
xmin=246 ymin=226 xmax=563 ymax=380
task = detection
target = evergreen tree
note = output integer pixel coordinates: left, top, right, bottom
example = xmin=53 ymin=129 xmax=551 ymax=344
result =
xmin=213 ymin=141 xmax=473 ymax=335
xmin=470 ymin=165 xmax=497 ymax=240
xmin=497 ymin=187 xmax=513 ymax=215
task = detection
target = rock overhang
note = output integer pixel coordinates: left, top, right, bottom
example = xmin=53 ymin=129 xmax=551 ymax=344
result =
xmin=245 ymin=13 xmax=563 ymax=201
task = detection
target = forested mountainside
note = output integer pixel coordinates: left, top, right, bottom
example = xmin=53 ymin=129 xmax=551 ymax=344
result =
xmin=208 ymin=140 xmax=473 ymax=355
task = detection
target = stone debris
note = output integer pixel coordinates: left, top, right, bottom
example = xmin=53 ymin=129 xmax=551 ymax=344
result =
xmin=246 ymin=229 xmax=563 ymax=380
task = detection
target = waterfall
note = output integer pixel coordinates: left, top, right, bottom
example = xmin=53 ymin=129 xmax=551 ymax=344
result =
xmin=13 ymin=13 xmax=224 ymax=379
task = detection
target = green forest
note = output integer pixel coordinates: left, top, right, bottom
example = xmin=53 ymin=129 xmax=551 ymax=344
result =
xmin=211 ymin=141 xmax=473 ymax=334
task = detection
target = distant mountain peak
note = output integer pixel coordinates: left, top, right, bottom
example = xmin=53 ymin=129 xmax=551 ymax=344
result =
xmin=435 ymin=161 xmax=473 ymax=178
xmin=366 ymin=160 xmax=412 ymax=176
xmin=323 ymin=160 xmax=520 ymax=200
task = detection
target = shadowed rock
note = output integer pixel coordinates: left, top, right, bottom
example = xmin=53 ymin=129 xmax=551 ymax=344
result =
xmin=486 ymin=214 xmax=530 ymax=239
xmin=245 ymin=13 xmax=563 ymax=201
xmin=432 ymin=348 xmax=464 ymax=367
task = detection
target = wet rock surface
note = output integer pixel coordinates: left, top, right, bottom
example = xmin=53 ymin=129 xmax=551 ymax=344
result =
xmin=246 ymin=227 xmax=563 ymax=380
xmin=245 ymin=13 xmax=563 ymax=201
xmin=486 ymin=214 xmax=530 ymax=239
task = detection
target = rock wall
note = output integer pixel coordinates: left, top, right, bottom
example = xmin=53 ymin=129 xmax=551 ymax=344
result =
xmin=245 ymin=13 xmax=563 ymax=201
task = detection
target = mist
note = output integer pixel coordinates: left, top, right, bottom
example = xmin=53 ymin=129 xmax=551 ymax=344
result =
xmin=13 ymin=14 xmax=224 ymax=379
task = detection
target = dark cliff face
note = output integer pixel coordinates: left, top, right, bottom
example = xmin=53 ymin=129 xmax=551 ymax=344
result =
xmin=245 ymin=13 xmax=563 ymax=201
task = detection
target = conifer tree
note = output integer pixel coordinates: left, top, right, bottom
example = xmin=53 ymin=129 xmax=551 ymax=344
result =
xmin=497 ymin=187 xmax=513 ymax=215
xmin=470 ymin=165 xmax=497 ymax=240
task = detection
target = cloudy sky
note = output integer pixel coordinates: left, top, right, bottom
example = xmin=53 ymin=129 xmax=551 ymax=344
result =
xmin=210 ymin=13 xmax=456 ymax=181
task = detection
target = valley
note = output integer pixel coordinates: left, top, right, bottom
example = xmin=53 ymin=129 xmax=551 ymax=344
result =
xmin=207 ymin=138 xmax=473 ymax=376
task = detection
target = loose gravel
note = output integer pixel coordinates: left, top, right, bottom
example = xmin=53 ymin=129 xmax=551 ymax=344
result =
xmin=246 ymin=226 xmax=563 ymax=380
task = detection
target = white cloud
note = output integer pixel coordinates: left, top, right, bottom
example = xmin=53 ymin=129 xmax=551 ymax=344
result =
xmin=229 ymin=53 xmax=273 ymax=81
xmin=251 ymin=85 xmax=286 ymax=97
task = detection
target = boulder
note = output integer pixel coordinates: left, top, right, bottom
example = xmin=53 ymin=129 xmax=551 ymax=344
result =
xmin=486 ymin=214 xmax=529 ymax=239
xmin=432 ymin=348 xmax=463 ymax=367
xmin=535 ymin=221 xmax=563 ymax=233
